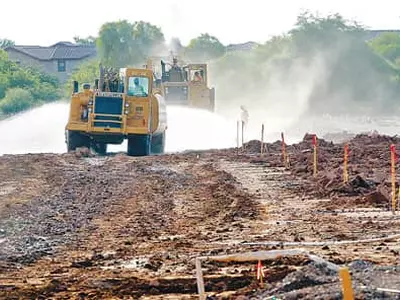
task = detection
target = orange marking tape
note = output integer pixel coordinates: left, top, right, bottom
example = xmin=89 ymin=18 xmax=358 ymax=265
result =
xmin=339 ymin=267 xmax=354 ymax=300
xmin=256 ymin=260 xmax=265 ymax=283
xmin=312 ymin=134 xmax=317 ymax=177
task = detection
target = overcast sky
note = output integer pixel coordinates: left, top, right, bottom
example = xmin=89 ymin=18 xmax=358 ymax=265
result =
xmin=1 ymin=0 xmax=399 ymax=46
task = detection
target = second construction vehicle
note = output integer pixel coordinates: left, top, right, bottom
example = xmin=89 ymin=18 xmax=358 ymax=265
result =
xmin=148 ymin=56 xmax=215 ymax=112
xmin=65 ymin=65 xmax=167 ymax=156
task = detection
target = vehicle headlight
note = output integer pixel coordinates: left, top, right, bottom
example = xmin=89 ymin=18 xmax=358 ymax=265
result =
xmin=124 ymin=109 xmax=130 ymax=115
xmin=125 ymin=102 xmax=130 ymax=107
xmin=88 ymin=107 xmax=92 ymax=113
xmin=88 ymin=100 xmax=93 ymax=105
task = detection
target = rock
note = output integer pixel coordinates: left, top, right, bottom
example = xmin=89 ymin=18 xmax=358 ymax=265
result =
xmin=74 ymin=147 xmax=92 ymax=158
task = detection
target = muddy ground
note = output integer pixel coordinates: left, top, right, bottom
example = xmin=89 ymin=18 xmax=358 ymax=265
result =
xmin=1 ymin=133 xmax=400 ymax=299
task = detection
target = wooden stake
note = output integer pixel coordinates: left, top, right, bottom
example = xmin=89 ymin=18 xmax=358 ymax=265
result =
xmin=236 ymin=120 xmax=240 ymax=155
xmin=281 ymin=132 xmax=288 ymax=168
xmin=343 ymin=144 xmax=349 ymax=184
xmin=256 ymin=260 xmax=264 ymax=286
xmin=241 ymin=121 xmax=245 ymax=150
xmin=195 ymin=258 xmax=206 ymax=300
xmin=339 ymin=267 xmax=354 ymax=300
xmin=312 ymin=135 xmax=317 ymax=177
xmin=390 ymin=144 xmax=396 ymax=214
xmin=261 ymin=124 xmax=265 ymax=154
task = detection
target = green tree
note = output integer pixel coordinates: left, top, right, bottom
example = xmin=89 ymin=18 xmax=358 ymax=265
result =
xmin=289 ymin=11 xmax=364 ymax=56
xmin=97 ymin=20 xmax=165 ymax=68
xmin=73 ymin=36 xmax=97 ymax=46
xmin=185 ymin=33 xmax=225 ymax=61
xmin=0 ymin=39 xmax=14 ymax=49
xmin=97 ymin=20 xmax=135 ymax=67
xmin=368 ymin=32 xmax=400 ymax=63
xmin=0 ymin=48 xmax=61 ymax=115
xmin=66 ymin=59 xmax=100 ymax=94
xmin=210 ymin=12 xmax=400 ymax=116
xmin=133 ymin=21 xmax=165 ymax=58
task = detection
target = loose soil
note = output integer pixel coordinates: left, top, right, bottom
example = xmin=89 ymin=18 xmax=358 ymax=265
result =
xmin=2 ymin=133 xmax=400 ymax=299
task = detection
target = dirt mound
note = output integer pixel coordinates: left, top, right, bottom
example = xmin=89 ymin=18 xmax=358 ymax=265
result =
xmin=236 ymin=132 xmax=399 ymax=210
xmin=2 ymin=132 xmax=400 ymax=298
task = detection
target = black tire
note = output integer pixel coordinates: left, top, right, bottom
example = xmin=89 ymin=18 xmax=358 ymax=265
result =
xmin=151 ymin=132 xmax=166 ymax=155
xmin=92 ymin=142 xmax=107 ymax=155
xmin=66 ymin=130 xmax=90 ymax=152
xmin=127 ymin=134 xmax=151 ymax=156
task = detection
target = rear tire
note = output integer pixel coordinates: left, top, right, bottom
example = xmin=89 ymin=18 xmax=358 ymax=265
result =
xmin=127 ymin=134 xmax=150 ymax=156
xmin=151 ymin=132 xmax=165 ymax=155
xmin=66 ymin=130 xmax=90 ymax=152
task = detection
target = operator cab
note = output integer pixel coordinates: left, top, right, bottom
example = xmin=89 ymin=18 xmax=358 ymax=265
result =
xmin=127 ymin=76 xmax=149 ymax=97
xmin=119 ymin=68 xmax=152 ymax=97
xmin=189 ymin=65 xmax=206 ymax=85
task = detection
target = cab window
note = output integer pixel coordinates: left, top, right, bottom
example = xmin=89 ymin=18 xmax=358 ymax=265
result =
xmin=190 ymin=69 xmax=204 ymax=83
xmin=127 ymin=76 xmax=149 ymax=97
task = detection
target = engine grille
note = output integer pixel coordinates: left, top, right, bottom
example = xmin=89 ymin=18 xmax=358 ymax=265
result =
xmin=164 ymin=86 xmax=188 ymax=105
xmin=93 ymin=96 xmax=123 ymax=128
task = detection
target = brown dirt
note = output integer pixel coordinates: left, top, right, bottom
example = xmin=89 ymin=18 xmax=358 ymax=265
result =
xmin=2 ymin=134 xmax=400 ymax=299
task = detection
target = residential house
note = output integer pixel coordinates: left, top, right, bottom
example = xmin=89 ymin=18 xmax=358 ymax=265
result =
xmin=226 ymin=41 xmax=259 ymax=52
xmin=4 ymin=41 xmax=97 ymax=83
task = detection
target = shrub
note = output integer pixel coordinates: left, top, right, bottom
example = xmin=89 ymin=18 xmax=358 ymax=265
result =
xmin=0 ymin=88 xmax=35 ymax=114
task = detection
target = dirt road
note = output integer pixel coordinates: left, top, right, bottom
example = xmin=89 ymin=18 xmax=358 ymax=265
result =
xmin=1 ymin=134 xmax=400 ymax=299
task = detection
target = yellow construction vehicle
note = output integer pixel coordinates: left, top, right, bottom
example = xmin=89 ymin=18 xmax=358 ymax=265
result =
xmin=147 ymin=56 xmax=215 ymax=112
xmin=65 ymin=64 xmax=167 ymax=156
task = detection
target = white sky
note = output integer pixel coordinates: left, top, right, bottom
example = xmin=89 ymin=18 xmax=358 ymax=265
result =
xmin=1 ymin=0 xmax=399 ymax=46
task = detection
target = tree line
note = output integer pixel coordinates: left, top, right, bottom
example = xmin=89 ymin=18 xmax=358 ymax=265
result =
xmin=1 ymin=11 xmax=400 ymax=116
xmin=209 ymin=13 xmax=400 ymax=116
xmin=71 ymin=13 xmax=400 ymax=116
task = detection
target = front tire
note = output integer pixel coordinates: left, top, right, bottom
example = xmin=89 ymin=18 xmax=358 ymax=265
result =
xmin=66 ymin=130 xmax=90 ymax=152
xmin=127 ymin=134 xmax=150 ymax=156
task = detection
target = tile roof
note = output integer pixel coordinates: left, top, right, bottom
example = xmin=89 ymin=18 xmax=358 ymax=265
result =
xmin=5 ymin=42 xmax=97 ymax=61
xmin=226 ymin=41 xmax=259 ymax=52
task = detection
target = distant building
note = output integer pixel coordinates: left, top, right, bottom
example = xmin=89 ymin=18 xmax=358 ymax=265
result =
xmin=4 ymin=41 xmax=97 ymax=83
xmin=226 ymin=41 xmax=259 ymax=52
xmin=364 ymin=30 xmax=400 ymax=41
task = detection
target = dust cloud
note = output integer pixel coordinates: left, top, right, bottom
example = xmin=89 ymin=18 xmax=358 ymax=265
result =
xmin=0 ymin=102 xmax=236 ymax=156
xmin=208 ymin=53 xmax=331 ymax=142
xmin=207 ymin=38 xmax=400 ymax=142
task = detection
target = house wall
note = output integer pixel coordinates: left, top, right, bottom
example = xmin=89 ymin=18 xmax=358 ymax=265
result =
xmin=45 ymin=58 xmax=94 ymax=84
xmin=5 ymin=49 xmax=96 ymax=84
xmin=6 ymin=49 xmax=53 ymax=73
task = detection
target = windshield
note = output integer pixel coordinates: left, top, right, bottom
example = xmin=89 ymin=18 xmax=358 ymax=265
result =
xmin=127 ymin=76 xmax=149 ymax=97
xmin=190 ymin=69 xmax=204 ymax=83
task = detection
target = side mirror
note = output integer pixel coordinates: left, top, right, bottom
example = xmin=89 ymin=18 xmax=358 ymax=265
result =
xmin=73 ymin=81 xmax=79 ymax=93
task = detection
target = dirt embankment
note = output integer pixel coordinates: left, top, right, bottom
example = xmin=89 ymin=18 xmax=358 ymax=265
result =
xmin=2 ymin=134 xmax=400 ymax=299
xmin=0 ymin=151 xmax=261 ymax=298
xmin=240 ymin=132 xmax=400 ymax=210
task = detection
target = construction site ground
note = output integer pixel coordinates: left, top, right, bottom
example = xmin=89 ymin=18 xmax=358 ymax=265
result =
xmin=1 ymin=133 xmax=400 ymax=299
